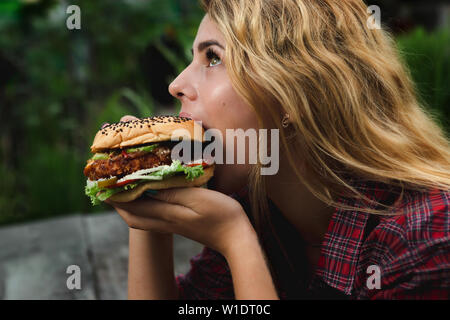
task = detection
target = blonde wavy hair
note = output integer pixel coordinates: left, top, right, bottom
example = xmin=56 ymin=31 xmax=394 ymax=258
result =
xmin=200 ymin=0 xmax=450 ymax=231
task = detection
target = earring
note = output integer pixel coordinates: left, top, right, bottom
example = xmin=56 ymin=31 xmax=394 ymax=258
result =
xmin=281 ymin=113 xmax=290 ymax=128
xmin=281 ymin=113 xmax=298 ymax=140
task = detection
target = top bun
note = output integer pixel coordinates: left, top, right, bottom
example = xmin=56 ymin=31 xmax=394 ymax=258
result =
xmin=90 ymin=116 xmax=205 ymax=153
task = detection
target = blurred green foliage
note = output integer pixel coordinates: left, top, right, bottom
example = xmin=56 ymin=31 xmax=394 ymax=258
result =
xmin=397 ymin=27 xmax=450 ymax=138
xmin=0 ymin=1 xmax=448 ymax=226
xmin=0 ymin=0 xmax=203 ymax=225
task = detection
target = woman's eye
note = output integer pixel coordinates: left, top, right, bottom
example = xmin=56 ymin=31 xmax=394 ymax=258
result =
xmin=210 ymin=57 xmax=221 ymax=67
xmin=206 ymin=48 xmax=222 ymax=67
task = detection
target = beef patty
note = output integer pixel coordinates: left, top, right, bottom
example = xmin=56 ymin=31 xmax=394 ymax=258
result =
xmin=84 ymin=145 xmax=172 ymax=181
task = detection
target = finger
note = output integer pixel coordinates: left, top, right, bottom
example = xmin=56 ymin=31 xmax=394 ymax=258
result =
xmin=148 ymin=187 xmax=206 ymax=208
xmin=120 ymin=115 xmax=139 ymax=122
xmin=112 ymin=204 xmax=174 ymax=233
xmin=107 ymin=197 xmax=198 ymax=224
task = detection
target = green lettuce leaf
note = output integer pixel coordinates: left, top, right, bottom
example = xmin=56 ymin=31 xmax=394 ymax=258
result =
xmin=181 ymin=163 xmax=205 ymax=180
xmin=85 ymin=160 xmax=205 ymax=206
xmin=147 ymin=160 xmax=204 ymax=180
xmin=91 ymin=153 xmax=109 ymax=160
xmin=84 ymin=179 xmax=102 ymax=206
xmin=126 ymin=144 xmax=159 ymax=153
xmin=123 ymin=183 xmax=139 ymax=190
xmin=84 ymin=179 xmax=139 ymax=205
xmin=97 ymin=188 xmax=123 ymax=201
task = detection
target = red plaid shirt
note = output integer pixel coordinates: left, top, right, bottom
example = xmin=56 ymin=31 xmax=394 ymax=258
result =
xmin=175 ymin=179 xmax=450 ymax=299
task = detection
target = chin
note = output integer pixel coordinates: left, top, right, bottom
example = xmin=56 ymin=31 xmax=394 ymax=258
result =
xmin=207 ymin=164 xmax=249 ymax=195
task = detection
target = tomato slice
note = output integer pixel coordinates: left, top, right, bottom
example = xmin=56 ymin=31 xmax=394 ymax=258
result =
xmin=185 ymin=162 xmax=208 ymax=167
xmin=121 ymin=150 xmax=130 ymax=159
xmin=105 ymin=179 xmax=138 ymax=189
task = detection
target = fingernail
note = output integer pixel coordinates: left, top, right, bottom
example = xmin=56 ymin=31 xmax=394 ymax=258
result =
xmin=144 ymin=190 xmax=158 ymax=196
xmin=101 ymin=122 xmax=110 ymax=129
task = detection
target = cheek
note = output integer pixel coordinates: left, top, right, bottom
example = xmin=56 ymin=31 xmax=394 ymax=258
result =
xmin=204 ymin=85 xmax=259 ymax=165
xmin=202 ymin=80 xmax=258 ymax=131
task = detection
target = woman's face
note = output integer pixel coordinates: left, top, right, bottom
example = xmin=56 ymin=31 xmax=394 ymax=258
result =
xmin=169 ymin=14 xmax=259 ymax=195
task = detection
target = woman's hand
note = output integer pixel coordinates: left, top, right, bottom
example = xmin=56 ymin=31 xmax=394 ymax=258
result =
xmin=105 ymin=187 xmax=256 ymax=257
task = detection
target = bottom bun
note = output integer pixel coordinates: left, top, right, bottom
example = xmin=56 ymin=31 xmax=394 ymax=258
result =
xmin=108 ymin=165 xmax=215 ymax=202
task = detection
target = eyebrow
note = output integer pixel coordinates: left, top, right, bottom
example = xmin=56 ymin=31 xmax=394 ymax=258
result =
xmin=190 ymin=40 xmax=225 ymax=56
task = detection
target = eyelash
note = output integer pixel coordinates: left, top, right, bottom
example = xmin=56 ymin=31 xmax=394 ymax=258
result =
xmin=206 ymin=48 xmax=221 ymax=67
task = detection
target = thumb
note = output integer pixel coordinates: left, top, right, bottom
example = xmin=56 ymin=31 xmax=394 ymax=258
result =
xmin=120 ymin=115 xmax=139 ymax=122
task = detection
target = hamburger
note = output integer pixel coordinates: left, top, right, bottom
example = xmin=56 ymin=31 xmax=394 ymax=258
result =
xmin=84 ymin=115 xmax=214 ymax=205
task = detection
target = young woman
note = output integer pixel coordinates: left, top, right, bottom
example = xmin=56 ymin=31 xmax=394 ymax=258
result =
xmin=106 ymin=0 xmax=450 ymax=299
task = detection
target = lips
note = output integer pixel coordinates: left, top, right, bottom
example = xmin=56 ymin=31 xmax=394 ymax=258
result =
xmin=179 ymin=111 xmax=192 ymax=119
xmin=179 ymin=111 xmax=209 ymax=130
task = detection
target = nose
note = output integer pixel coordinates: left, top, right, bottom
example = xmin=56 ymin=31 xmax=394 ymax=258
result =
xmin=168 ymin=67 xmax=198 ymax=101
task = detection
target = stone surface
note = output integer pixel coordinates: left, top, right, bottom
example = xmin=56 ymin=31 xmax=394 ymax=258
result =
xmin=84 ymin=212 xmax=129 ymax=300
xmin=0 ymin=215 xmax=95 ymax=299
xmin=0 ymin=212 xmax=203 ymax=299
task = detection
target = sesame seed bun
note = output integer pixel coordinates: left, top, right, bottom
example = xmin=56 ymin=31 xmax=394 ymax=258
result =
xmin=91 ymin=115 xmax=205 ymax=153
xmin=108 ymin=164 xmax=215 ymax=202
